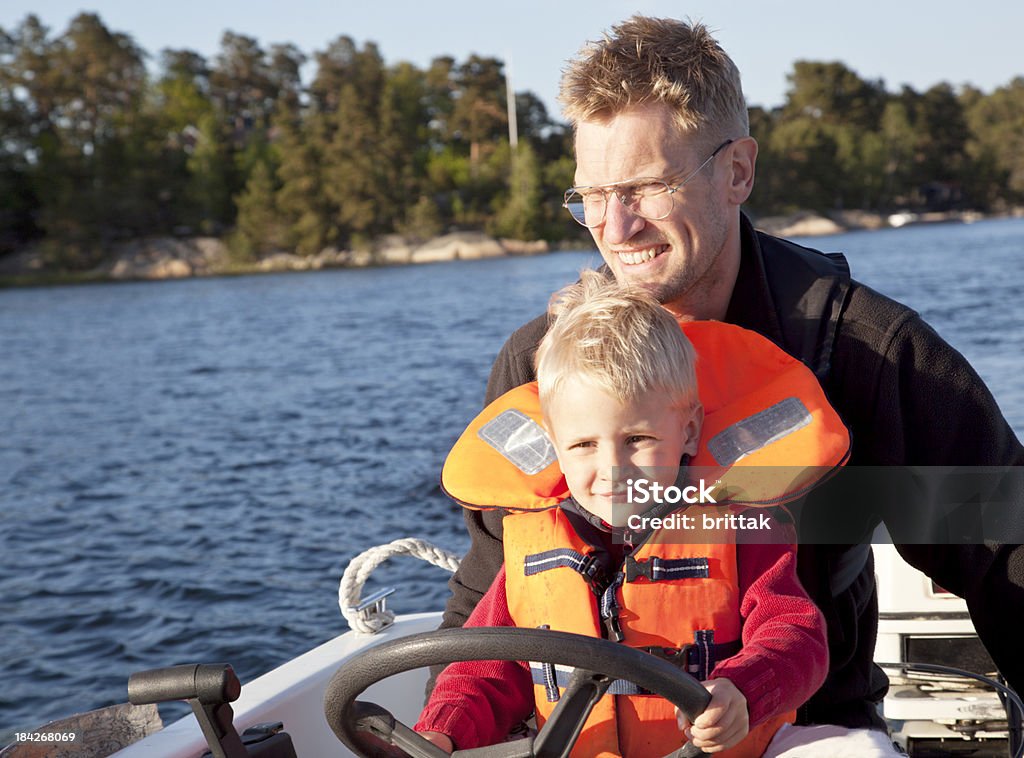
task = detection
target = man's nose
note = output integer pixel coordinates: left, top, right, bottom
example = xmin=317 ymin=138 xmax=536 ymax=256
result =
xmin=601 ymin=193 xmax=646 ymax=245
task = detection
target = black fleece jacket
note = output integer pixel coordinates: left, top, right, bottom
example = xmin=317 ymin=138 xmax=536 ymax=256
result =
xmin=440 ymin=214 xmax=1024 ymax=730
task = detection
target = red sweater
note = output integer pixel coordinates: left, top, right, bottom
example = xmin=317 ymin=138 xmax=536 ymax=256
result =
xmin=416 ymin=536 xmax=827 ymax=750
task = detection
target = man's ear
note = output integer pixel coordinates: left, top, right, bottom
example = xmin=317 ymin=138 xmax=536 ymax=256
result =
xmin=726 ymin=137 xmax=757 ymax=205
xmin=681 ymin=403 xmax=704 ymax=458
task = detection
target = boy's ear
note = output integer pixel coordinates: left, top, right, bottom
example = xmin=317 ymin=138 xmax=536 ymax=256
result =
xmin=681 ymin=403 xmax=704 ymax=458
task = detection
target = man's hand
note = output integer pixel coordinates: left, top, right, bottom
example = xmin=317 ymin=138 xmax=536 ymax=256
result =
xmin=675 ymin=677 xmax=749 ymax=753
xmin=416 ymin=731 xmax=454 ymax=753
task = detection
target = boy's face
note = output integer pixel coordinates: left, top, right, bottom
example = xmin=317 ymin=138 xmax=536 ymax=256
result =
xmin=546 ymin=382 xmax=702 ymax=528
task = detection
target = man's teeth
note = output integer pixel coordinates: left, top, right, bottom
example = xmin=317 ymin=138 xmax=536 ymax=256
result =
xmin=617 ymin=247 xmax=663 ymax=265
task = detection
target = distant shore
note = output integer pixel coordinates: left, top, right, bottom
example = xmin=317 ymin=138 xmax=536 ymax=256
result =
xmin=2 ymin=209 xmax=1021 ymax=287
xmin=0 ymin=231 xmax=552 ymax=287
xmin=751 ymin=208 xmax=1020 ymax=238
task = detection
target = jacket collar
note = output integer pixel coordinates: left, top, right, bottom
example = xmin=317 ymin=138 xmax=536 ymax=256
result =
xmin=724 ymin=212 xmax=786 ymax=349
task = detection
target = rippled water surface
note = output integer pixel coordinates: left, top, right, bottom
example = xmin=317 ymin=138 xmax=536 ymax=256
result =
xmin=2 ymin=217 xmax=1023 ymax=740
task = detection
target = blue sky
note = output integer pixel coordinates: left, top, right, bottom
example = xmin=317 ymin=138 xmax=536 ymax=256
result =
xmin=3 ymin=0 xmax=1022 ymax=118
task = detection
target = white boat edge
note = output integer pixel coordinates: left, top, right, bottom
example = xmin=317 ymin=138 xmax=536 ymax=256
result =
xmin=111 ymin=612 xmax=441 ymax=758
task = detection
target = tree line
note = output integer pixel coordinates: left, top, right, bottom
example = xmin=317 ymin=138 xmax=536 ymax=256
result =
xmin=750 ymin=61 xmax=1024 ymax=215
xmin=2 ymin=13 xmax=1023 ymax=270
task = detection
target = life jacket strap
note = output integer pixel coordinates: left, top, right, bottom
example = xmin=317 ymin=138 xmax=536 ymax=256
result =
xmin=527 ymin=635 xmax=742 ymax=697
xmin=541 ymin=661 xmax=560 ymax=702
xmin=693 ymin=630 xmax=714 ymax=680
xmin=523 ymin=548 xmax=604 ymax=583
xmin=534 ymin=624 xmax=562 ymax=702
xmin=624 ymin=555 xmax=710 ymax=583
xmin=528 ymin=663 xmax=659 ymax=697
xmin=599 ymin=574 xmax=626 ymax=642
xmin=645 ymin=634 xmax=742 ymax=682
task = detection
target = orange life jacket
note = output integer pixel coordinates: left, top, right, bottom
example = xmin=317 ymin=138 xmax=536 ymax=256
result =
xmin=504 ymin=508 xmax=787 ymax=758
xmin=441 ymin=321 xmax=850 ymax=758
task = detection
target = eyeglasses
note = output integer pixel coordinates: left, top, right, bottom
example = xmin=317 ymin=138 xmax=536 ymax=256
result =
xmin=562 ymin=139 xmax=734 ymax=228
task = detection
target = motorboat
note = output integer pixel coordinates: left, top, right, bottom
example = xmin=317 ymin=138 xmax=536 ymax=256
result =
xmin=5 ymin=538 xmax=1021 ymax=758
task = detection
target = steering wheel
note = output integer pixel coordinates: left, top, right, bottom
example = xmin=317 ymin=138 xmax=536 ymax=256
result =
xmin=323 ymin=626 xmax=712 ymax=758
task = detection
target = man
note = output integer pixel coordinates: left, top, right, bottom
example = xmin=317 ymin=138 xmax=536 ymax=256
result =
xmin=441 ymin=14 xmax=1024 ymax=752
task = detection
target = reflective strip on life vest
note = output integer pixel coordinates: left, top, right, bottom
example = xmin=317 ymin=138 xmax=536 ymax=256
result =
xmin=707 ymin=397 xmax=812 ymax=466
xmin=478 ymin=408 xmax=557 ymax=475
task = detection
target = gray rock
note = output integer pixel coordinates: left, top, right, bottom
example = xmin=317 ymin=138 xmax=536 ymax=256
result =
xmin=411 ymin=232 xmax=504 ymax=263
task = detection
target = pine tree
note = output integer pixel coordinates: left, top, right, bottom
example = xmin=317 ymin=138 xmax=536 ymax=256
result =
xmin=322 ymin=83 xmax=378 ymax=247
xmin=490 ymin=142 xmax=542 ymax=240
xmin=187 ymin=112 xmax=233 ymax=233
xmin=275 ymin=108 xmax=334 ymax=255
xmin=231 ymin=159 xmax=281 ymax=260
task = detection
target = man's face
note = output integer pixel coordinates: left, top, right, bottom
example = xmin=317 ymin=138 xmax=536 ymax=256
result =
xmin=573 ymin=103 xmax=740 ymax=319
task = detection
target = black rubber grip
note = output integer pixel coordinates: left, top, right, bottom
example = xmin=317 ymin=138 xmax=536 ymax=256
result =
xmin=128 ymin=663 xmax=241 ymax=706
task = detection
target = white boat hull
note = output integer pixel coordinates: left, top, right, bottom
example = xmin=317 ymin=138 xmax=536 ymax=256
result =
xmin=112 ymin=613 xmax=441 ymax=758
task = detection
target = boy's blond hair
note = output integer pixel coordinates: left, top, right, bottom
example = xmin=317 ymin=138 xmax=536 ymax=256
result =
xmin=559 ymin=15 xmax=748 ymax=146
xmin=535 ymin=270 xmax=698 ymax=411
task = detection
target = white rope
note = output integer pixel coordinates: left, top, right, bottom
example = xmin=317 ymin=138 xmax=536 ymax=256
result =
xmin=339 ymin=538 xmax=461 ymax=635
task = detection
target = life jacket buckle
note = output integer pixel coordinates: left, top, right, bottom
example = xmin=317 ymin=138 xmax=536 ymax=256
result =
xmin=678 ymin=643 xmax=703 ymax=677
xmin=624 ymin=554 xmax=652 ymax=583
xmin=640 ymin=644 xmax=702 ymax=677
xmin=578 ymin=554 xmax=606 ymax=590
xmin=603 ymin=613 xmax=625 ymax=643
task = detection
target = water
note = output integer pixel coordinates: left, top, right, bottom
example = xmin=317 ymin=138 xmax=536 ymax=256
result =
xmin=1 ymin=218 xmax=1022 ymax=740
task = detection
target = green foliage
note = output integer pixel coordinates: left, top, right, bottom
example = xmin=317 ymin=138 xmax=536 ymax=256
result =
xmin=763 ymin=117 xmax=843 ymax=212
xmin=450 ymin=55 xmax=509 ymax=171
xmin=878 ymin=100 xmax=919 ymax=206
xmin=186 ymin=112 xmax=233 ymax=233
xmin=3 ymin=9 xmax=1024 ymax=272
xmin=322 ymin=83 xmax=380 ymax=243
xmin=309 ymin=36 xmax=384 ymax=114
xmin=784 ymin=61 xmax=886 ymax=131
xmin=397 ymin=196 xmax=443 ymax=242
xmin=274 ymin=109 xmax=333 ymax=255
xmin=749 ymin=62 xmax=1022 ymax=216
xmin=230 ymin=159 xmax=282 ymax=260
xmin=964 ymin=78 xmax=1024 ymax=204
xmin=210 ymin=32 xmax=279 ymax=133
xmin=490 ymin=142 xmax=543 ymax=240
xmin=375 ymin=61 xmax=432 ymax=230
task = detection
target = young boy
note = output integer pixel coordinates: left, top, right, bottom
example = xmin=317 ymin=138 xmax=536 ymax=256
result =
xmin=416 ymin=271 xmax=831 ymax=756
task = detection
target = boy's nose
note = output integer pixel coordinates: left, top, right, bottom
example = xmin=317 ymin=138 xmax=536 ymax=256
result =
xmin=598 ymin=447 xmax=627 ymax=480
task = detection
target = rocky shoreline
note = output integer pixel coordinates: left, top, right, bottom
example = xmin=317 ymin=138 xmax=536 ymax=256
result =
xmin=1 ymin=209 xmax=1018 ymax=286
xmin=750 ymin=208 xmax=999 ymax=238
xmin=0 ymin=231 xmax=551 ymax=285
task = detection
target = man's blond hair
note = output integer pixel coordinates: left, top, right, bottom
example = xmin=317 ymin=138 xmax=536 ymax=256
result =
xmin=559 ymin=15 xmax=748 ymax=144
xmin=536 ymin=269 xmax=698 ymax=411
